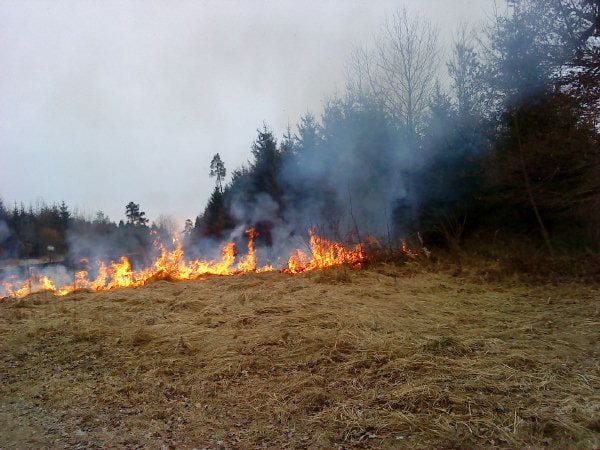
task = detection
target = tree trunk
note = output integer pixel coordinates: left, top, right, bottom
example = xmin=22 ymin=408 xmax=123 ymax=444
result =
xmin=513 ymin=114 xmax=555 ymax=256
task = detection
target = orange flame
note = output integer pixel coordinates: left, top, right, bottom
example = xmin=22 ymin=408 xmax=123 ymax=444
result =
xmin=285 ymin=229 xmax=365 ymax=273
xmin=0 ymin=228 xmax=419 ymax=299
xmin=237 ymin=228 xmax=258 ymax=272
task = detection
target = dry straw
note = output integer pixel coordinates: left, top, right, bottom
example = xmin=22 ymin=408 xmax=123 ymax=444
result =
xmin=0 ymin=266 xmax=598 ymax=448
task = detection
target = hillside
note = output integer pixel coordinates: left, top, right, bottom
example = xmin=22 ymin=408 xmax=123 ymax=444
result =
xmin=0 ymin=267 xmax=599 ymax=448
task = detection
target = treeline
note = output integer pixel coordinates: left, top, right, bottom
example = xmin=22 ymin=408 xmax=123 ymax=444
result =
xmin=0 ymin=200 xmax=177 ymax=264
xmin=191 ymin=0 xmax=600 ymax=256
xmin=2 ymin=0 xmax=598 ymax=264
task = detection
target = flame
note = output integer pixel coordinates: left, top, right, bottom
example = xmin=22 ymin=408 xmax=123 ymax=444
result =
xmin=285 ymin=229 xmax=365 ymax=273
xmin=2 ymin=274 xmax=57 ymax=298
xmin=236 ymin=228 xmax=258 ymax=272
xmin=401 ymin=239 xmax=420 ymax=258
xmin=0 ymin=228 xmax=419 ymax=300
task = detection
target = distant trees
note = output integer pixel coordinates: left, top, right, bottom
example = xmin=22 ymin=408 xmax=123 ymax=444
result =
xmin=0 ymin=197 xmax=166 ymax=264
xmin=489 ymin=92 xmax=599 ymax=220
xmin=153 ymin=214 xmax=177 ymax=238
xmin=0 ymin=200 xmax=70 ymax=258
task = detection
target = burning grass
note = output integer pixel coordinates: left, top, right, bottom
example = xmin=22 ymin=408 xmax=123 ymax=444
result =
xmin=0 ymin=228 xmax=367 ymax=299
xmin=0 ymin=267 xmax=598 ymax=448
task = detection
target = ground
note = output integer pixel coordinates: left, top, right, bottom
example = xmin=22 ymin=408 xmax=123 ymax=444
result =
xmin=0 ymin=265 xmax=598 ymax=449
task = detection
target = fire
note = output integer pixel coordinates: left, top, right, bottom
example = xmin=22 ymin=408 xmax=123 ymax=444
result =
xmin=285 ymin=230 xmax=365 ymax=274
xmin=401 ymin=239 xmax=420 ymax=258
xmin=236 ymin=228 xmax=258 ymax=272
xmin=0 ymin=228 xmax=418 ymax=299
xmin=1 ymin=273 xmax=57 ymax=298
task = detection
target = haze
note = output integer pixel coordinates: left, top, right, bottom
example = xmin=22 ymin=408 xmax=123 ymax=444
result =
xmin=0 ymin=0 xmax=494 ymax=226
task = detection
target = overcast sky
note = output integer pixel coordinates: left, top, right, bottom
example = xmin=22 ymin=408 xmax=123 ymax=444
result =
xmin=0 ymin=0 xmax=495 ymax=226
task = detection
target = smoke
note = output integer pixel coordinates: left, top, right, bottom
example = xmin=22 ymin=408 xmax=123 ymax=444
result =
xmin=208 ymin=0 xmax=578 ymax=249
xmin=0 ymin=220 xmax=10 ymax=242
xmin=0 ymin=220 xmax=19 ymax=260
xmin=216 ymin=95 xmax=437 ymax=251
xmin=0 ymin=261 xmax=72 ymax=298
xmin=282 ymin=112 xmax=419 ymax=239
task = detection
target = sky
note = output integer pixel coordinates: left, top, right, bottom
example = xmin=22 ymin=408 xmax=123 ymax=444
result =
xmin=0 ymin=0 xmax=495 ymax=227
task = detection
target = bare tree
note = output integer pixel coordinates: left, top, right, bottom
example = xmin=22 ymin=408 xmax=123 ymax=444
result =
xmin=350 ymin=9 xmax=440 ymax=137
xmin=155 ymin=214 xmax=178 ymax=237
xmin=448 ymin=24 xmax=485 ymax=121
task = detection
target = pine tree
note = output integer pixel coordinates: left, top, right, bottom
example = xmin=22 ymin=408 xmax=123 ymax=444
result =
xmin=198 ymin=187 xmax=232 ymax=238
xmin=250 ymin=125 xmax=282 ymax=204
xmin=125 ymin=202 xmax=149 ymax=226
xmin=209 ymin=153 xmax=227 ymax=193
xmin=59 ymin=201 xmax=71 ymax=232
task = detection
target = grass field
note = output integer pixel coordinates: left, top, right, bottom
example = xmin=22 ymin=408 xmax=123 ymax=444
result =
xmin=0 ymin=265 xmax=599 ymax=448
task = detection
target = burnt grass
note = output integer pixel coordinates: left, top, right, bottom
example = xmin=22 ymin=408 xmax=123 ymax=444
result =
xmin=0 ymin=265 xmax=598 ymax=448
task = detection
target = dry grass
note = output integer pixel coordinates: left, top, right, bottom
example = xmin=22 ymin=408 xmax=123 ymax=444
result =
xmin=0 ymin=266 xmax=598 ymax=448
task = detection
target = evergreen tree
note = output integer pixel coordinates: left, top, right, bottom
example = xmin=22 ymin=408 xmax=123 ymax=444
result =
xmin=280 ymin=125 xmax=297 ymax=156
xmin=59 ymin=200 xmax=71 ymax=232
xmin=250 ymin=125 xmax=282 ymax=205
xmin=197 ymin=187 xmax=232 ymax=239
xmin=448 ymin=25 xmax=485 ymax=121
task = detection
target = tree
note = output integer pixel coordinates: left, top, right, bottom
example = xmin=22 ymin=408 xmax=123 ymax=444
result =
xmin=417 ymin=84 xmax=486 ymax=253
xmin=182 ymin=219 xmax=193 ymax=236
xmin=125 ymin=202 xmax=149 ymax=226
xmin=94 ymin=211 xmax=110 ymax=224
xmin=58 ymin=200 xmax=71 ymax=232
xmin=480 ymin=0 xmax=582 ymax=111
xmin=296 ymin=113 xmax=321 ymax=151
xmin=250 ymin=125 xmax=282 ymax=204
xmin=0 ymin=198 xmax=7 ymax=221
xmin=209 ymin=153 xmax=226 ymax=193
xmin=125 ymin=202 xmax=138 ymax=225
xmin=92 ymin=210 xmax=114 ymax=235
xmin=282 ymin=113 xmax=323 ymax=189
xmin=478 ymin=0 xmax=588 ymax=254
xmin=154 ymin=214 xmax=177 ymax=237
xmin=279 ymin=124 xmax=297 ymax=155
xmin=448 ymin=24 xmax=485 ymax=121
xmin=197 ymin=187 xmax=233 ymax=238
xmin=486 ymin=92 xmax=599 ymax=250
xmin=351 ymin=8 xmax=440 ymax=138
xmin=560 ymin=0 xmax=600 ymax=124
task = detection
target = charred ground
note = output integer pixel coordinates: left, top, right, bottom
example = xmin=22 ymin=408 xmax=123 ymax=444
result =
xmin=0 ymin=265 xmax=598 ymax=449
